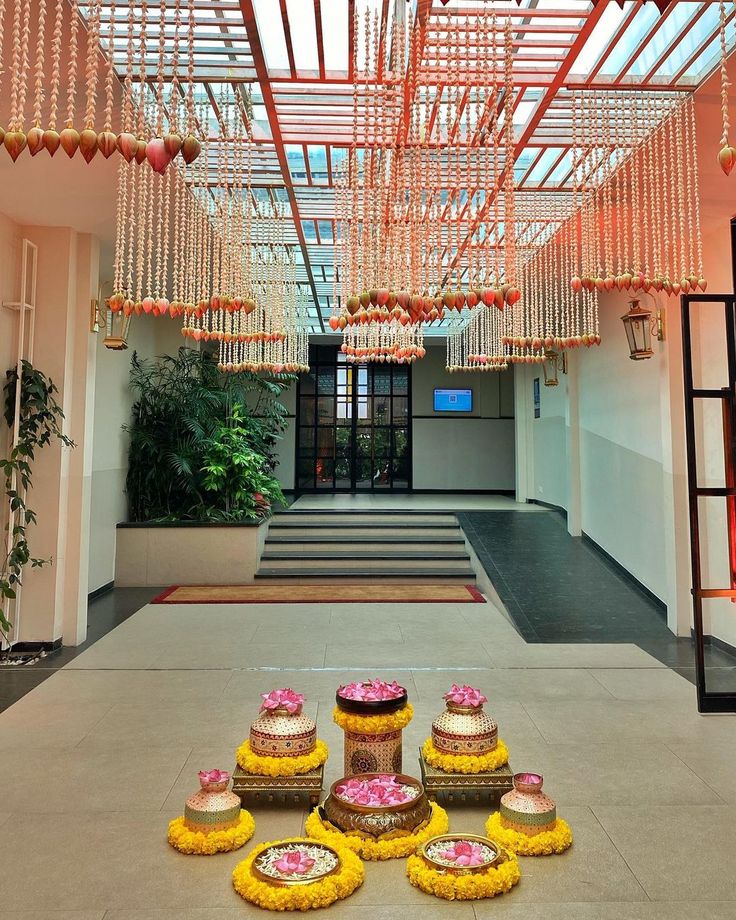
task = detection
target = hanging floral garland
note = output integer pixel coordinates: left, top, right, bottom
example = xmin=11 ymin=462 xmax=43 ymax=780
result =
xmin=719 ymin=0 xmax=736 ymax=175
xmin=484 ymin=811 xmax=573 ymax=857
xmin=304 ymin=801 xmax=449 ymax=861
xmin=232 ymin=838 xmax=364 ymax=911
xmin=421 ymin=738 xmax=510 ymax=775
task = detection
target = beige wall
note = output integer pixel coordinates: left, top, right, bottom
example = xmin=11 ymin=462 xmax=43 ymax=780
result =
xmin=88 ymin=306 xmax=184 ymax=594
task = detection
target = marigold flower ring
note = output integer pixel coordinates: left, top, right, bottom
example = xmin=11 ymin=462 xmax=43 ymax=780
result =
xmin=232 ymin=837 xmax=364 ymax=911
xmin=332 ymin=702 xmax=414 ymax=734
xmin=485 ymin=811 xmax=573 ymax=856
xmin=406 ymin=833 xmax=521 ymax=901
xmin=236 ymin=739 xmax=329 ymax=777
xmin=168 ymin=810 xmax=255 ymax=855
xmin=421 ymin=737 xmax=509 ymax=774
xmin=304 ymin=800 xmax=450 ymax=861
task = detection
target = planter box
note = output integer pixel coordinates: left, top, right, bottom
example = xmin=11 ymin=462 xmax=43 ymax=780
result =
xmin=114 ymin=520 xmax=269 ymax=587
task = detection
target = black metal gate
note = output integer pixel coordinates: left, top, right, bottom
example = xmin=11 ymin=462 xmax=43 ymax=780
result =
xmin=682 ymin=292 xmax=736 ymax=712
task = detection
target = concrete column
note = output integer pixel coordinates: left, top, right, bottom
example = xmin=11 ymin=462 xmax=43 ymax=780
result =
xmin=658 ymin=300 xmax=693 ymax=637
xmin=13 ymin=226 xmax=99 ymax=647
xmin=565 ymin=353 xmax=582 ymax=537
xmin=514 ymin=364 xmax=534 ymax=504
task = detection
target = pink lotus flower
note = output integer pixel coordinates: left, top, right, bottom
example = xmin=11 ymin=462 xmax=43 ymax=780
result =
xmin=439 ymin=840 xmax=487 ymax=867
xmin=198 ymin=769 xmax=230 ymax=787
xmin=444 ymin=684 xmax=487 ymax=708
xmin=260 ymin=688 xmax=305 ymax=714
xmin=338 ymin=679 xmax=405 ymax=702
xmin=274 ymin=849 xmax=316 ymax=875
xmin=335 ymin=775 xmax=415 ymax=807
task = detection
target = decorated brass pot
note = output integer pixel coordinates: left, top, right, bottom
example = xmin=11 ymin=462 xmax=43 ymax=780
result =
xmin=336 ymin=680 xmax=408 ymax=774
xmin=250 ymin=840 xmax=342 ymax=887
xmin=250 ymin=693 xmax=317 ymax=757
xmin=500 ymin=772 xmax=557 ymax=836
xmin=184 ymin=770 xmax=241 ymax=833
xmin=322 ymin=773 xmax=430 ymax=840
xmin=432 ymin=684 xmax=497 ymax=755
xmin=419 ymin=834 xmax=508 ymax=876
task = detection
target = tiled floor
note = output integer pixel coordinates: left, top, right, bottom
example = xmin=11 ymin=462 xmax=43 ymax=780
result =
xmin=459 ymin=510 xmax=736 ymax=685
xmin=0 ymin=592 xmax=734 ymax=918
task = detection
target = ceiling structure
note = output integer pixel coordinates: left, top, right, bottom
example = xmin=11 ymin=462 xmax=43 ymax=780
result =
xmin=97 ymin=0 xmax=736 ymax=335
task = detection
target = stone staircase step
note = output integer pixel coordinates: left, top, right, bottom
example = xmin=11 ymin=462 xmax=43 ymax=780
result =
xmin=255 ymin=568 xmax=477 ymax=583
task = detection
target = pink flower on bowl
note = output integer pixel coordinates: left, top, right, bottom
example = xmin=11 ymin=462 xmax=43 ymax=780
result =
xmin=337 ymin=679 xmax=405 ymax=702
xmin=439 ymin=840 xmax=487 ymax=867
xmin=274 ymin=849 xmax=316 ymax=875
xmin=260 ymin=688 xmax=305 ymax=714
xmin=444 ymin=684 xmax=488 ymax=708
xmin=198 ymin=769 xmax=230 ymax=788
xmin=335 ymin=775 xmax=415 ymax=807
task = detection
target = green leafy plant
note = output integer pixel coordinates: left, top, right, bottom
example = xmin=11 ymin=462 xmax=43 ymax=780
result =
xmin=1 ymin=361 xmax=74 ymax=644
xmin=125 ymin=347 xmax=291 ymax=522
xmin=201 ymin=409 xmax=286 ymax=521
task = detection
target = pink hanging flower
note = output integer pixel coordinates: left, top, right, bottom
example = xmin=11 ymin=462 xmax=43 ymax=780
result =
xmin=274 ymin=849 xmax=316 ymax=875
xmin=198 ymin=769 xmax=230 ymax=787
xmin=439 ymin=840 xmax=488 ymax=867
xmin=260 ymin=688 xmax=305 ymax=714
xmin=444 ymin=684 xmax=487 ymax=708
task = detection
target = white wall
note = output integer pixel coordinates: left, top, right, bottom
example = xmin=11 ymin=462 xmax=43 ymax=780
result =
xmin=88 ymin=309 xmax=184 ymax=594
xmin=411 ymin=345 xmax=515 ymax=491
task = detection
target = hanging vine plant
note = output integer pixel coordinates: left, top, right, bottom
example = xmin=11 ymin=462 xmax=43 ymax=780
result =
xmin=0 ymin=361 xmax=73 ymax=646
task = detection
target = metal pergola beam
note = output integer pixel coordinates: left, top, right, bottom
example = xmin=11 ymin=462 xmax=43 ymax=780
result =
xmin=240 ymin=0 xmax=325 ymax=333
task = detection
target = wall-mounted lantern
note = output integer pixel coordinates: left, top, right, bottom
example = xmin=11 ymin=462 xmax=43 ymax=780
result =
xmin=620 ymin=298 xmax=664 ymax=360
xmin=542 ymin=349 xmax=566 ymax=387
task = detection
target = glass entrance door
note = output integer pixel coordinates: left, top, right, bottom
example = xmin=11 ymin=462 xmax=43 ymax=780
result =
xmin=297 ymin=345 xmax=411 ymax=491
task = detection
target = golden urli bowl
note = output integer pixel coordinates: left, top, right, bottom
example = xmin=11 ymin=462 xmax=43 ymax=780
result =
xmin=321 ymin=773 xmax=431 ymax=840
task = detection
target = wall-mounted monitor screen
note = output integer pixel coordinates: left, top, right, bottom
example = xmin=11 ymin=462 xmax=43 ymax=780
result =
xmin=434 ymin=388 xmax=473 ymax=413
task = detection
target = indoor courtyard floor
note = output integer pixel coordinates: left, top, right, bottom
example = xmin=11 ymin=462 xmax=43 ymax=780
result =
xmin=0 ymin=588 xmax=735 ymax=919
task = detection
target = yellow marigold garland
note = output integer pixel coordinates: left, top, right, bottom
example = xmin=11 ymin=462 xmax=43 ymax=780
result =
xmin=232 ymin=837 xmax=364 ymax=911
xmin=304 ymin=801 xmax=449 ymax=861
xmin=421 ymin=738 xmax=510 ymax=774
xmin=167 ymin=809 xmax=255 ymax=855
xmin=332 ymin=703 xmax=414 ymax=734
xmin=406 ymin=851 xmax=521 ymax=901
xmin=485 ymin=812 xmax=573 ymax=856
xmin=236 ymin=739 xmax=329 ymax=776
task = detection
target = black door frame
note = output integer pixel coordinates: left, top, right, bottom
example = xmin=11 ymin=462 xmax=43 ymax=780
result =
xmin=294 ymin=346 xmax=413 ymax=493
xmin=681 ymin=291 xmax=736 ymax=713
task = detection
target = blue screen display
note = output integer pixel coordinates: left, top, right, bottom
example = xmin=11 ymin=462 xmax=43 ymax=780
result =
xmin=434 ymin=388 xmax=473 ymax=412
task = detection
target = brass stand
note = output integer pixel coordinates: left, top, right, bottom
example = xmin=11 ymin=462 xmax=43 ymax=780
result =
xmin=418 ymin=749 xmax=514 ymax=804
xmin=232 ymin=764 xmax=324 ymax=809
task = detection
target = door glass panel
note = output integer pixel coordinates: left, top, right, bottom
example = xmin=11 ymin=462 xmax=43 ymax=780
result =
xmin=297 ymin=350 xmax=411 ymax=491
xmin=356 ymin=430 xmax=373 ymax=459
xmin=298 ymin=427 xmax=315 ymax=456
xmin=316 ymin=458 xmax=334 ymax=488
xmin=316 ymin=428 xmax=335 ymax=457
xmin=355 ymin=459 xmax=371 ymax=488
xmin=373 ymin=395 xmax=390 ymax=425
xmin=373 ymin=458 xmax=390 ymax=487
xmin=299 ymin=399 xmax=315 ymax=426
xmin=317 ymin=366 xmax=336 ymax=395
xmin=393 ymin=368 xmax=409 ymax=395
xmin=373 ymin=427 xmax=390 ymax=455
xmin=317 ymin=397 xmax=335 ymax=425
xmin=393 ymin=397 xmax=409 ymax=423
xmin=297 ymin=458 xmax=313 ymax=489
